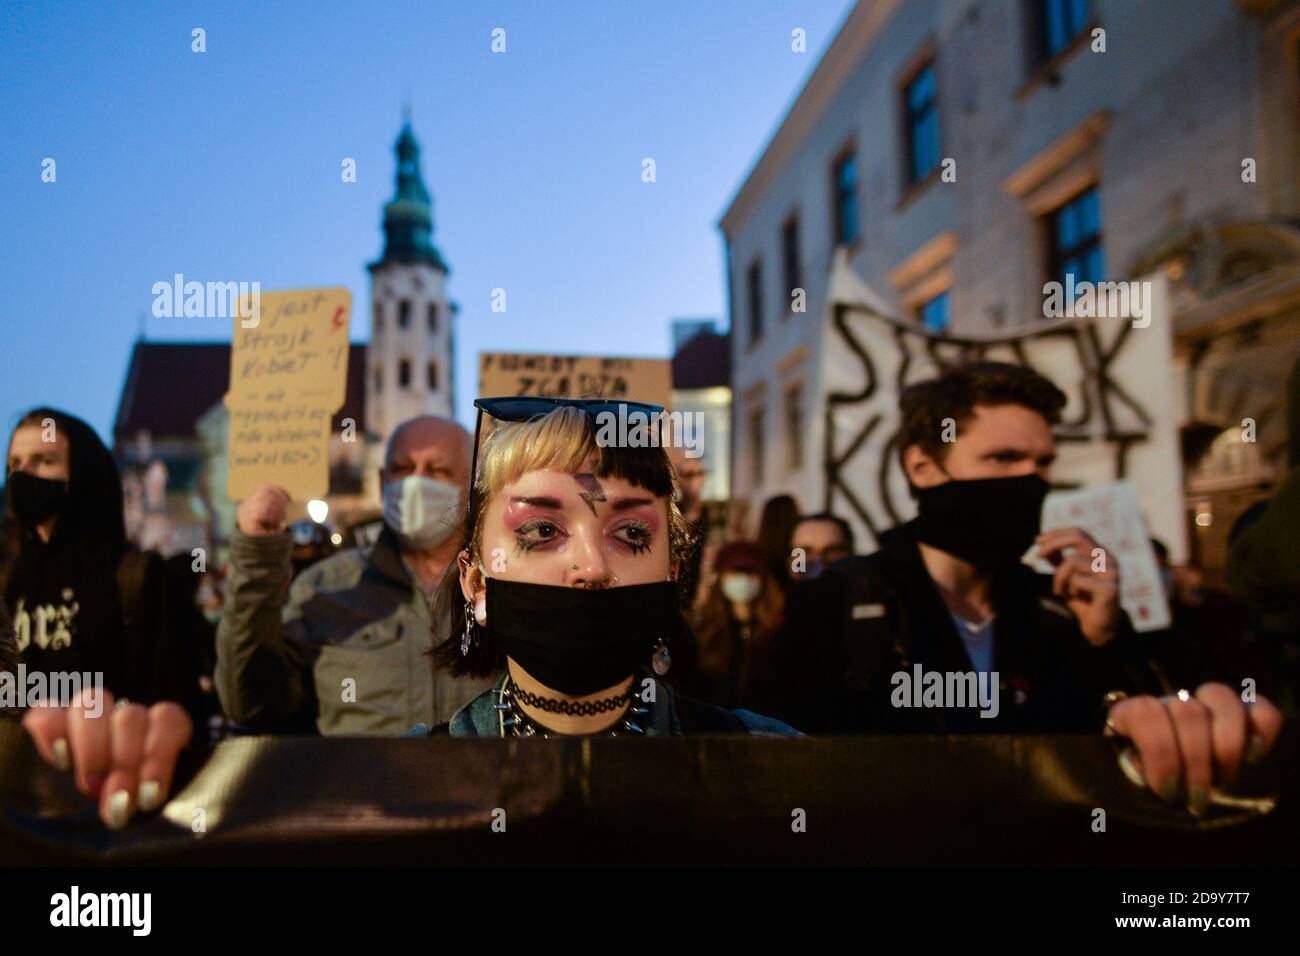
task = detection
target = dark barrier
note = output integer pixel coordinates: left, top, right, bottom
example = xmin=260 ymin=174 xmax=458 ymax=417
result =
xmin=1 ymin=717 xmax=1295 ymax=865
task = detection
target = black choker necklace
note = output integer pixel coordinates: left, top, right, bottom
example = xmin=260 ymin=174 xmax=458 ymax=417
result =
xmin=495 ymin=677 xmax=649 ymax=737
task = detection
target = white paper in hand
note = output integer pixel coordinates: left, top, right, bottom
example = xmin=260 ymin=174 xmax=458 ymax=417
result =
xmin=1031 ymin=480 xmax=1172 ymax=632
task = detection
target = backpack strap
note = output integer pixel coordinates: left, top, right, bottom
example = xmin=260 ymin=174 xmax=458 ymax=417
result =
xmin=115 ymin=549 xmax=168 ymax=703
xmin=830 ymin=558 xmax=904 ymax=691
xmin=116 ymin=550 xmax=155 ymax=632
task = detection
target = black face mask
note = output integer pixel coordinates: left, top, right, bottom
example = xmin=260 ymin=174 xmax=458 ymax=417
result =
xmin=6 ymin=471 xmax=68 ymax=527
xmin=913 ymin=473 xmax=1050 ymax=569
xmin=486 ymin=578 xmax=678 ymax=696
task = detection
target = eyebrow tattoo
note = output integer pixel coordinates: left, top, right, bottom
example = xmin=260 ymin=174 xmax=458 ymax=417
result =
xmin=574 ymin=473 xmax=606 ymax=515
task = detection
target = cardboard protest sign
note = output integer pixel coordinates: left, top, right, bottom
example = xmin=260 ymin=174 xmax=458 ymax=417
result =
xmin=479 ymin=352 xmax=672 ymax=408
xmin=1034 ymin=480 xmax=1172 ymax=632
xmin=225 ymin=288 xmax=351 ymax=500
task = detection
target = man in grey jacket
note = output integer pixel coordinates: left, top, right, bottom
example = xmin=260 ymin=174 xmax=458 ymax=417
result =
xmin=216 ymin=416 xmax=491 ymax=735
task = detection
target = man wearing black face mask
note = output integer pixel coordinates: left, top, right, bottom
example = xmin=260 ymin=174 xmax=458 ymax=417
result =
xmin=760 ymin=363 xmax=1157 ymax=735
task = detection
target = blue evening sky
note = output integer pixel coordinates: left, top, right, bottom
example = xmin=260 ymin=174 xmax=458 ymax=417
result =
xmin=0 ymin=0 xmax=855 ymax=441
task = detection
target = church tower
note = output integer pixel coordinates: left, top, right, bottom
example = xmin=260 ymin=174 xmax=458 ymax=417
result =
xmin=366 ymin=119 xmax=454 ymax=446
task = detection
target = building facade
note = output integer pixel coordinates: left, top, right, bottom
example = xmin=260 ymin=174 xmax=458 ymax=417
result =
xmin=670 ymin=319 xmax=732 ymax=503
xmin=720 ymin=0 xmax=1300 ymax=579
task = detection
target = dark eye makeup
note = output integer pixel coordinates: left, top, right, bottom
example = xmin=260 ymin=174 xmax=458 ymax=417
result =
xmin=511 ymin=518 xmax=655 ymax=555
xmin=513 ymin=519 xmax=562 ymax=552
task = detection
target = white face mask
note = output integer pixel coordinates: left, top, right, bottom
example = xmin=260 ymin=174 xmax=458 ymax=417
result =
xmin=720 ymin=572 xmax=762 ymax=605
xmin=382 ymin=475 xmax=461 ymax=550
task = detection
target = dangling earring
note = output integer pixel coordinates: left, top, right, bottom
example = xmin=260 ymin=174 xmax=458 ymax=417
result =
xmin=652 ymin=639 xmax=671 ymax=676
xmin=461 ymin=600 xmax=478 ymax=657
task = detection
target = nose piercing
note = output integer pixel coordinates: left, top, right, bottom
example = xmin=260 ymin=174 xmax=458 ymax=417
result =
xmin=570 ymin=563 xmax=578 ymax=570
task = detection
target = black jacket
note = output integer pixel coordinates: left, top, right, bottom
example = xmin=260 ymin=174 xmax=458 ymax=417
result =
xmin=753 ymin=521 xmax=1165 ymax=734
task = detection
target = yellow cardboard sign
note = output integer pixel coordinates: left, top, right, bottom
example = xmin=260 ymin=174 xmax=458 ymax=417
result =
xmin=225 ymin=288 xmax=351 ymax=500
xmin=478 ymin=352 xmax=671 ymax=407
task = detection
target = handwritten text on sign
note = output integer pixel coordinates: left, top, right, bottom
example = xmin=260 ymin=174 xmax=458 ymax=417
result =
xmin=226 ymin=288 xmax=351 ymax=500
xmin=479 ymin=352 xmax=671 ymax=407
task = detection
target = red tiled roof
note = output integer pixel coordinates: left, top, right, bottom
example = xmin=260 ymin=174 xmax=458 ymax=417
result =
xmin=671 ymin=330 xmax=731 ymax=390
xmin=113 ymin=341 xmax=368 ymax=442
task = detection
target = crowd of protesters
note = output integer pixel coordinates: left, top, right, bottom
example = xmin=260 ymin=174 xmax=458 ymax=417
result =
xmin=3 ymin=360 xmax=1296 ymax=830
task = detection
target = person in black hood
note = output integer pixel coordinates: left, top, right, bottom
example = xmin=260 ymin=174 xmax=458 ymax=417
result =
xmin=6 ymin=407 xmax=197 ymax=833
xmin=4 ymin=408 xmax=130 ymax=694
xmin=3 ymin=407 xmax=197 ymax=711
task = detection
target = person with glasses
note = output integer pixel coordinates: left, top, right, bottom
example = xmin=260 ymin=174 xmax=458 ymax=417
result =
xmin=423 ymin=397 xmax=798 ymax=737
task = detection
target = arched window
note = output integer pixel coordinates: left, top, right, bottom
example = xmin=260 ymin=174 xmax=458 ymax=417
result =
xmin=398 ymin=300 xmax=411 ymax=329
xmin=427 ymin=302 xmax=437 ymax=332
xmin=427 ymin=360 xmax=438 ymax=390
xmin=399 ymin=358 xmax=412 ymax=388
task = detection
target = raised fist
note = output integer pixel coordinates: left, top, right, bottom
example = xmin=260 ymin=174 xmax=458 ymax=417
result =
xmin=236 ymin=482 xmax=290 ymax=536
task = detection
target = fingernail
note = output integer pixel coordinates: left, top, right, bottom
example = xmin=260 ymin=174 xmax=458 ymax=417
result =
xmin=51 ymin=738 xmax=70 ymax=771
xmin=1246 ymin=734 xmax=1267 ymax=765
xmin=106 ymin=789 xmax=131 ymax=830
xmin=1188 ymin=786 xmax=1209 ymax=817
xmin=137 ymin=780 xmax=161 ymax=813
xmin=1117 ymin=748 xmax=1146 ymax=788
xmin=1159 ymin=778 xmax=1180 ymax=803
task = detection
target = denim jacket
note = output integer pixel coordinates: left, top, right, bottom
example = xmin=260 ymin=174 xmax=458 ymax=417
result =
xmin=410 ymin=671 xmax=800 ymax=737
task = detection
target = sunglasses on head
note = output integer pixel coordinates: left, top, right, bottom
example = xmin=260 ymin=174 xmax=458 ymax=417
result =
xmin=464 ymin=396 xmax=668 ymax=549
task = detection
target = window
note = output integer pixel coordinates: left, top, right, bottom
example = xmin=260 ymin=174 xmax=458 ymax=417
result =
xmin=784 ymin=384 xmax=804 ymax=471
xmin=374 ymin=367 xmax=383 ymax=393
xmin=398 ymin=300 xmax=410 ymax=329
xmin=782 ymin=216 xmax=802 ymax=309
xmin=399 ymin=358 xmax=412 ymax=388
xmin=427 ymin=360 xmax=438 ymax=390
xmin=919 ymin=292 xmax=950 ymax=333
xmin=919 ymin=292 xmax=950 ymax=332
xmin=427 ymin=302 xmax=437 ymax=333
xmin=373 ymin=302 xmax=383 ymax=332
xmin=747 ymin=259 xmax=764 ymax=345
xmin=832 ymin=150 xmax=860 ymax=246
xmin=1048 ymin=186 xmax=1103 ymax=295
xmin=749 ymin=408 xmax=766 ymax=485
xmin=904 ymin=64 xmax=940 ymax=184
xmin=1037 ymin=0 xmax=1089 ymax=62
